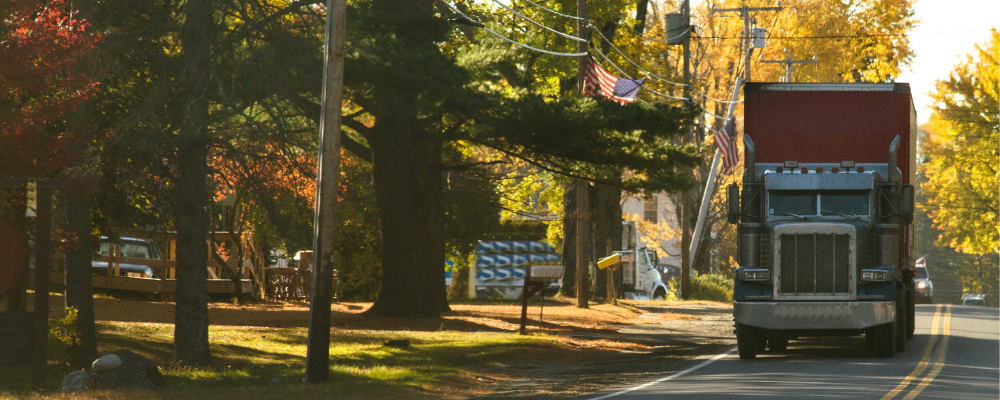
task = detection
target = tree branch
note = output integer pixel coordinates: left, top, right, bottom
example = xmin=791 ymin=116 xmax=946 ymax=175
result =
xmin=441 ymin=160 xmax=507 ymax=171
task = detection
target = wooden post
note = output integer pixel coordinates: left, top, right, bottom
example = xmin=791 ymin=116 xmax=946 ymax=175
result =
xmin=305 ymin=0 xmax=346 ymax=384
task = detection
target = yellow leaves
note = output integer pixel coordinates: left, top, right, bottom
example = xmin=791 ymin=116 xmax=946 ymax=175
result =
xmin=919 ymin=29 xmax=999 ymax=255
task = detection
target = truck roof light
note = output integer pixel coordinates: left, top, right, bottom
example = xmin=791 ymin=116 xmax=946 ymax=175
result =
xmin=800 ymin=167 xmax=808 ymax=174
xmin=840 ymin=160 xmax=855 ymax=169
xmin=832 ymin=166 xmax=840 ymax=173
xmin=776 ymin=166 xmax=783 ymax=173
xmin=784 ymin=161 xmax=798 ymax=168
xmin=816 ymin=166 xmax=824 ymax=173
xmin=857 ymin=166 xmax=865 ymax=172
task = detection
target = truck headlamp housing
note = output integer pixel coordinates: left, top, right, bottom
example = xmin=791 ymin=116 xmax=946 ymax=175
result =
xmin=741 ymin=269 xmax=771 ymax=282
xmin=916 ymin=281 xmax=927 ymax=289
xmin=860 ymin=269 xmax=889 ymax=282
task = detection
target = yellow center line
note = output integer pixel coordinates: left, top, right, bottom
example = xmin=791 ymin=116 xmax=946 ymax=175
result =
xmin=901 ymin=305 xmax=952 ymax=400
xmin=880 ymin=304 xmax=943 ymax=400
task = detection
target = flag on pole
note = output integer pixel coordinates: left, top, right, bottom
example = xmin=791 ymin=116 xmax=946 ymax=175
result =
xmin=716 ymin=117 xmax=739 ymax=175
xmin=583 ymin=55 xmax=645 ymax=104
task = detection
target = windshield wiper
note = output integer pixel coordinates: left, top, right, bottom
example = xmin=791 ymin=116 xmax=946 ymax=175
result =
xmin=776 ymin=213 xmax=811 ymax=220
xmin=834 ymin=213 xmax=864 ymax=220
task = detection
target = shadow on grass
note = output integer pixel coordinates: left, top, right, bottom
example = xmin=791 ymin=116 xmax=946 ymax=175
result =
xmin=0 ymin=322 xmax=592 ymax=399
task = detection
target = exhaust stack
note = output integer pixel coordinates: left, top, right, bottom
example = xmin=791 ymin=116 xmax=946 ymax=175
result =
xmin=888 ymin=135 xmax=900 ymax=183
xmin=743 ymin=134 xmax=756 ymax=183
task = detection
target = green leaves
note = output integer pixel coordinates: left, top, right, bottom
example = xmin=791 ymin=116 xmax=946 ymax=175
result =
xmin=919 ymin=29 xmax=999 ymax=255
xmin=471 ymin=94 xmax=700 ymax=193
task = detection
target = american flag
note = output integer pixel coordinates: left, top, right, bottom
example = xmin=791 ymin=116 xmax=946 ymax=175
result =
xmin=583 ymin=55 xmax=644 ymax=104
xmin=716 ymin=117 xmax=739 ymax=175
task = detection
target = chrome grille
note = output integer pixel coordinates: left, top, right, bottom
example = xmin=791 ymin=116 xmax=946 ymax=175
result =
xmin=778 ymin=233 xmax=851 ymax=295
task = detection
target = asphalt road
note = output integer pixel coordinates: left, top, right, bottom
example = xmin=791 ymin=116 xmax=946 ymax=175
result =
xmin=580 ymin=304 xmax=999 ymax=400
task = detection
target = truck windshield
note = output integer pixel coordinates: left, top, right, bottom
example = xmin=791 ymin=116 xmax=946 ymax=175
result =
xmin=820 ymin=190 xmax=870 ymax=215
xmin=769 ymin=190 xmax=816 ymax=216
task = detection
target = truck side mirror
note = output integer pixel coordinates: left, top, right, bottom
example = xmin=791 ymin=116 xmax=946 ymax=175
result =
xmin=900 ymin=184 xmax=914 ymax=225
xmin=727 ymin=183 xmax=741 ymax=224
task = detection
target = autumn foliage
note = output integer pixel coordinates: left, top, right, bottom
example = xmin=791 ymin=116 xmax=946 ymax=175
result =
xmin=0 ymin=0 xmax=99 ymax=176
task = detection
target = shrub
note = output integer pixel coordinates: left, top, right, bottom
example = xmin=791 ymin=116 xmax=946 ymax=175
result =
xmin=668 ymin=273 xmax=734 ymax=302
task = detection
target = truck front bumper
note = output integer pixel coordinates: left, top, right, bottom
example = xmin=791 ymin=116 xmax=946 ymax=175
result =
xmin=734 ymin=301 xmax=895 ymax=330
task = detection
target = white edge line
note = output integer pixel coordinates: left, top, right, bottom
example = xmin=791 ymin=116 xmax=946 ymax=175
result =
xmin=586 ymin=346 xmax=738 ymax=400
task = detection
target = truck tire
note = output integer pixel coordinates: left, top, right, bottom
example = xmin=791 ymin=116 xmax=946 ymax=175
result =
xmin=653 ymin=288 xmax=666 ymax=301
xmin=736 ymin=323 xmax=758 ymax=360
xmin=768 ymin=336 xmax=789 ymax=352
xmin=874 ymin=322 xmax=896 ymax=358
xmin=895 ymin=305 xmax=906 ymax=352
xmin=907 ymin=278 xmax=916 ymax=339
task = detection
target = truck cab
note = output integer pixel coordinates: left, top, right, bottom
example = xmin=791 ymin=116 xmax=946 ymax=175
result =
xmin=728 ymin=82 xmax=917 ymax=360
xmin=620 ymin=221 xmax=669 ymax=300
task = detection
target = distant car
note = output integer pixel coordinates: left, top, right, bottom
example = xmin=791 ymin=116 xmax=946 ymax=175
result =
xmin=963 ymin=294 xmax=986 ymax=307
xmin=914 ymin=264 xmax=933 ymax=304
xmin=91 ymin=237 xmax=161 ymax=278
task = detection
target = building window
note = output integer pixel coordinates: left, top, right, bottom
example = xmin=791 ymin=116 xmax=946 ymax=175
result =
xmin=644 ymin=196 xmax=658 ymax=223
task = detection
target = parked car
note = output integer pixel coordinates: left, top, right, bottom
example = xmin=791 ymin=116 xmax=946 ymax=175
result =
xmin=962 ymin=294 xmax=986 ymax=307
xmin=914 ymin=263 xmax=933 ymax=304
xmin=91 ymin=237 xmax=161 ymax=278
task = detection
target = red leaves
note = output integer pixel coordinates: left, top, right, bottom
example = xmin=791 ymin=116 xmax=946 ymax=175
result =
xmin=0 ymin=0 xmax=100 ymax=176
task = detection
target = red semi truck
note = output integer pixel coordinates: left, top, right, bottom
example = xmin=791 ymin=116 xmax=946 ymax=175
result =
xmin=727 ymin=82 xmax=917 ymax=359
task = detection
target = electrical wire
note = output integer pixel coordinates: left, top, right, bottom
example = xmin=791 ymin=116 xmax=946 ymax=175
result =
xmin=590 ymin=48 xmax=688 ymax=102
xmin=692 ymin=31 xmax=989 ymax=40
xmin=484 ymin=26 xmax=588 ymax=56
xmin=439 ymin=0 xmax=588 ymax=57
xmin=489 ymin=0 xmax=588 ymax=43
xmin=519 ymin=0 xmax=584 ymax=21
xmin=590 ymin=25 xmax=689 ymax=87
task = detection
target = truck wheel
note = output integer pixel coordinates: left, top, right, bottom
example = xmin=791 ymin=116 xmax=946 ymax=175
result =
xmin=768 ymin=336 xmax=789 ymax=352
xmin=895 ymin=307 xmax=906 ymax=352
xmin=652 ymin=288 xmax=666 ymax=301
xmin=755 ymin=332 xmax=768 ymax=352
xmin=875 ymin=322 xmax=896 ymax=358
xmin=907 ymin=280 xmax=916 ymax=339
xmin=736 ymin=323 xmax=758 ymax=360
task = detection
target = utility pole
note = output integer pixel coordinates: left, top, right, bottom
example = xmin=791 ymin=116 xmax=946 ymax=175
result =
xmin=759 ymin=48 xmax=817 ymax=82
xmin=575 ymin=0 xmax=590 ymax=309
xmin=687 ymin=3 xmax=781 ymax=276
xmin=680 ymin=0 xmax=692 ymax=300
xmin=711 ymin=2 xmax=782 ymax=82
xmin=305 ymin=0 xmax=346 ymax=384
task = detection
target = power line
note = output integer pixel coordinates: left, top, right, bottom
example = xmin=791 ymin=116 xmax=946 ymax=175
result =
xmin=692 ymin=31 xmax=993 ymax=40
xmin=439 ymin=0 xmax=588 ymax=57
xmin=518 ymin=0 xmax=584 ymax=21
xmin=489 ymin=0 xmax=588 ymax=43
xmin=590 ymin=46 xmax=689 ymax=102
xmin=590 ymin=24 xmax=690 ymax=88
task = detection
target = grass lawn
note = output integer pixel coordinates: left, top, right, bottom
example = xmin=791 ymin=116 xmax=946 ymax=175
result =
xmin=0 ymin=295 xmax=695 ymax=399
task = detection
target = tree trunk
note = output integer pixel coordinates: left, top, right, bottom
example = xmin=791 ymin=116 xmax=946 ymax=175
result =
xmin=575 ymin=180 xmax=590 ymax=308
xmin=364 ymin=107 xmax=448 ymax=317
xmin=62 ymin=0 xmax=97 ymax=369
xmin=559 ymin=183 xmax=577 ymax=297
xmin=634 ymin=0 xmax=650 ymax=33
xmin=63 ymin=194 xmax=97 ymax=368
xmin=174 ymin=0 xmax=214 ymax=367
xmin=592 ymin=172 xmax=623 ymax=302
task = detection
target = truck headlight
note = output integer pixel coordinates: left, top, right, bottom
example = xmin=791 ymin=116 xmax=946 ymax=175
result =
xmin=741 ymin=269 xmax=771 ymax=282
xmin=916 ymin=281 xmax=927 ymax=289
xmin=861 ymin=269 xmax=889 ymax=282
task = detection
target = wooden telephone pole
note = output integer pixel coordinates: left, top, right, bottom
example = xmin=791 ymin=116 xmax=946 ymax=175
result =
xmin=305 ymin=0 xmax=346 ymax=384
xmin=575 ymin=0 xmax=591 ymax=309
